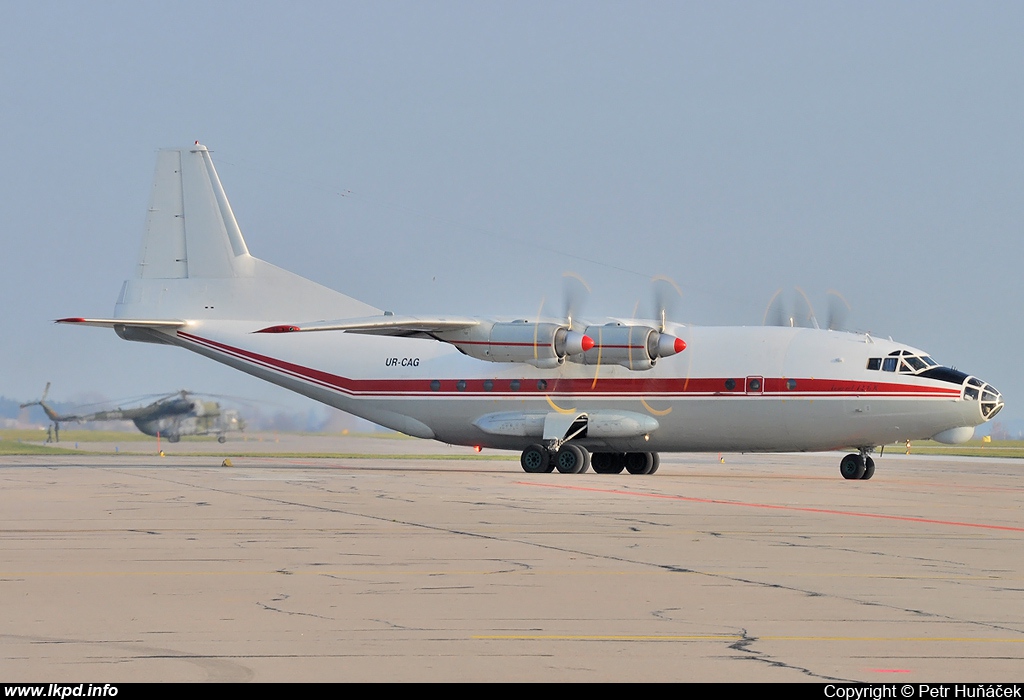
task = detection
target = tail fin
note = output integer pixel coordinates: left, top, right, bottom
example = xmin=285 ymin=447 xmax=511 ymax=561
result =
xmin=114 ymin=143 xmax=379 ymax=323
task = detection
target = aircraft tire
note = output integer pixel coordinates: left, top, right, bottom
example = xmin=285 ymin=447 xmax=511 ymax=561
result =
xmin=648 ymin=452 xmax=660 ymax=475
xmin=217 ymin=435 xmax=227 ymax=443
xmin=521 ymin=444 xmax=550 ymax=473
xmin=577 ymin=446 xmax=591 ymax=474
xmin=625 ymin=452 xmax=655 ymax=475
xmin=840 ymin=453 xmax=865 ymax=479
xmin=556 ymin=444 xmax=587 ymax=474
xmin=860 ymin=456 xmax=875 ymax=480
xmin=591 ymin=452 xmax=622 ymax=474
xmin=167 ymin=434 xmax=180 ymax=443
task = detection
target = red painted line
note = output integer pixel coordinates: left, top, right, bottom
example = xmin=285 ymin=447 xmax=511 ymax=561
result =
xmin=518 ymin=482 xmax=1024 ymax=533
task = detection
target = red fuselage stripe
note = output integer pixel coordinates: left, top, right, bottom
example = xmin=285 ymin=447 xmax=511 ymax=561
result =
xmin=176 ymin=331 xmax=963 ymax=399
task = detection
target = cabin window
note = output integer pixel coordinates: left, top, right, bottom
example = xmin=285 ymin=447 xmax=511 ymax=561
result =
xmin=724 ymin=378 xmax=736 ymax=391
xmin=456 ymin=380 xmax=467 ymax=392
xmin=867 ymin=358 xmax=881 ymax=370
xmin=537 ymin=379 xmax=548 ymax=391
xmin=748 ymin=378 xmax=761 ymax=391
xmin=510 ymin=380 xmax=521 ymax=391
xmin=430 ymin=380 xmax=441 ymax=392
xmin=483 ymin=380 xmax=494 ymax=392
xmin=786 ymin=379 xmax=797 ymax=390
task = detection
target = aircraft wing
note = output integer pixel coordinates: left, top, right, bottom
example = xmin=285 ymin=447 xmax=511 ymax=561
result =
xmin=255 ymin=315 xmax=480 ymax=337
xmin=56 ymin=317 xmax=187 ymax=329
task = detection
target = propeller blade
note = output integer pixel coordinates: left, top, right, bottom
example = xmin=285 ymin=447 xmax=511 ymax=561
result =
xmin=793 ymin=287 xmax=818 ymax=329
xmin=561 ymin=272 xmax=591 ymax=329
xmin=825 ymin=290 xmax=851 ymax=331
xmin=763 ymin=288 xmax=787 ymax=326
xmin=650 ymin=275 xmax=682 ymax=332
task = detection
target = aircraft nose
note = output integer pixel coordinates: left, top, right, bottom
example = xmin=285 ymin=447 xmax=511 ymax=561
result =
xmin=982 ymin=384 xmax=1003 ymax=420
xmin=966 ymin=377 xmax=1004 ymax=421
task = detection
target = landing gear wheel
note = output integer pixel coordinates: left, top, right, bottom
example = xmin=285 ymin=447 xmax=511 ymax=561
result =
xmin=648 ymin=452 xmax=660 ymax=475
xmin=556 ymin=444 xmax=589 ymax=474
xmin=167 ymin=435 xmax=180 ymax=444
xmin=591 ymin=452 xmax=624 ymax=474
xmin=521 ymin=444 xmax=550 ymax=473
xmin=860 ymin=456 xmax=875 ymax=480
xmin=217 ymin=435 xmax=227 ymax=444
xmin=609 ymin=453 xmax=625 ymax=474
xmin=625 ymin=452 xmax=655 ymax=475
xmin=840 ymin=453 xmax=865 ymax=479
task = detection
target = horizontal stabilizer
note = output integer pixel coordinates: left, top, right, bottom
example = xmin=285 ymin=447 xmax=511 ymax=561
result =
xmin=56 ymin=317 xmax=186 ymax=329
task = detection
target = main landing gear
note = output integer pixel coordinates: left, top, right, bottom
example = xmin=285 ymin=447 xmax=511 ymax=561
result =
xmin=839 ymin=450 xmax=875 ymax=480
xmin=520 ymin=444 xmax=660 ymax=475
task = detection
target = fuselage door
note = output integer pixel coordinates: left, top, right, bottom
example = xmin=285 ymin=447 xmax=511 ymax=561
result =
xmin=745 ymin=376 xmax=764 ymax=395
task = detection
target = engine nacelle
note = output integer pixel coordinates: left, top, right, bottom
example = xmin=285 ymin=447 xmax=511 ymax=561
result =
xmin=437 ymin=320 xmax=593 ymax=368
xmin=569 ymin=323 xmax=686 ymax=371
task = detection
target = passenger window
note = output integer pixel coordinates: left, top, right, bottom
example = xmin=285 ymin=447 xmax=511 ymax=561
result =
xmin=882 ymin=358 xmax=898 ymax=372
xmin=867 ymin=358 xmax=881 ymax=370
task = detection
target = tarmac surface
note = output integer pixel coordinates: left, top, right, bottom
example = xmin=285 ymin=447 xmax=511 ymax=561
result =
xmin=2 ymin=435 xmax=1023 ymax=682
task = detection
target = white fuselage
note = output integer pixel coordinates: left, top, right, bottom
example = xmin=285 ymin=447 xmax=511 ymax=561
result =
xmin=165 ymin=320 xmax=987 ymax=453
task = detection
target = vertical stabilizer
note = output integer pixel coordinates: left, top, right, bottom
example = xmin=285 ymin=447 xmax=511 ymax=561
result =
xmin=138 ymin=143 xmax=251 ymax=279
xmin=116 ymin=143 xmax=380 ymax=323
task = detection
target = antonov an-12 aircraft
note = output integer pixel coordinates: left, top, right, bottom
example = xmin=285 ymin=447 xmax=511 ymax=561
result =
xmin=60 ymin=143 xmax=1003 ymax=479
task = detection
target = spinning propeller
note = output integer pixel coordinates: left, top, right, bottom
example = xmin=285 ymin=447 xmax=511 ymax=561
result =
xmin=763 ymin=288 xmax=852 ymax=331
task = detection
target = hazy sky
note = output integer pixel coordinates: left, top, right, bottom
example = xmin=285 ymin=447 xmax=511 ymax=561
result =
xmin=1 ymin=2 xmax=1021 ymax=422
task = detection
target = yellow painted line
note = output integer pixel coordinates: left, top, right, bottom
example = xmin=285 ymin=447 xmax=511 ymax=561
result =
xmin=473 ymin=635 xmax=1024 ymax=643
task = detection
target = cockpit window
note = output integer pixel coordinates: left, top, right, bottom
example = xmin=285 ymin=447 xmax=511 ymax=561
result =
xmin=904 ymin=355 xmax=927 ymax=372
xmin=871 ymin=351 xmax=939 ymax=374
